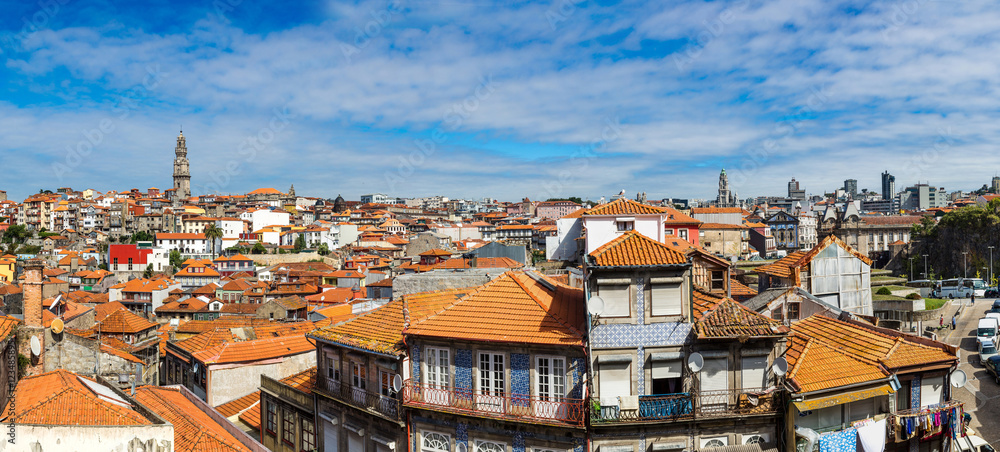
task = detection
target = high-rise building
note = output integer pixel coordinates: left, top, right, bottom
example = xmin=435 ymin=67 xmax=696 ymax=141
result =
xmin=788 ymin=178 xmax=806 ymax=200
xmin=881 ymin=171 xmax=895 ymax=201
xmin=844 ymin=179 xmax=858 ymax=199
xmin=172 ymin=131 xmax=191 ymax=204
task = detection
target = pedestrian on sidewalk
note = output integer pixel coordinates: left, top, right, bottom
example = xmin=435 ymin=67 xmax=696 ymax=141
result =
xmin=940 ymin=314 xmax=944 ymax=328
xmin=972 ymin=293 xmax=976 ymax=305
xmin=952 ymin=314 xmax=957 ymax=330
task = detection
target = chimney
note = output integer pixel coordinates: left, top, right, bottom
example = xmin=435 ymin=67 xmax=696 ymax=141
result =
xmin=23 ymin=259 xmax=44 ymax=328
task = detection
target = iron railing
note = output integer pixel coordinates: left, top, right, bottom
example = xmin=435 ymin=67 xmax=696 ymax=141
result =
xmin=589 ymin=388 xmax=779 ymax=424
xmin=316 ymin=378 xmax=401 ymax=421
xmin=402 ymin=380 xmax=585 ymax=427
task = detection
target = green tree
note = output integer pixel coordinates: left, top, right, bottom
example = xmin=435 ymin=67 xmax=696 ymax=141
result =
xmin=294 ymin=235 xmax=306 ymax=253
xmin=143 ymin=264 xmax=154 ymax=278
xmin=169 ymin=250 xmax=184 ymax=270
xmin=251 ymin=242 xmax=266 ymax=255
xmin=130 ymin=231 xmax=154 ymax=243
xmin=204 ymin=224 xmax=224 ymax=259
xmin=317 ymin=243 xmax=330 ymax=256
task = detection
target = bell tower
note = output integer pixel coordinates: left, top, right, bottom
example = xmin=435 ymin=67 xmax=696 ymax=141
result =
xmin=173 ymin=131 xmax=191 ymax=204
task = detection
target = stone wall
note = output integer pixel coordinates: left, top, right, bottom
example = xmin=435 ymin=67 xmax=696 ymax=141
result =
xmin=6 ymin=424 xmax=173 ymax=452
xmin=248 ymin=252 xmax=339 ymax=268
xmin=392 ymin=269 xmax=508 ymax=298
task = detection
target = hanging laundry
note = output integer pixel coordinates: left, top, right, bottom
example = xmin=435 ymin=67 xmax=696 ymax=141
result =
xmin=857 ymin=419 xmax=887 ymax=452
xmin=819 ymin=427 xmax=857 ymax=452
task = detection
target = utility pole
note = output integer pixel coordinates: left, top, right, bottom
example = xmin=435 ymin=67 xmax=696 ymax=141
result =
xmin=990 ymin=246 xmax=995 ymax=287
xmin=923 ymin=254 xmax=929 ymax=280
xmin=963 ymin=251 xmax=969 ymax=278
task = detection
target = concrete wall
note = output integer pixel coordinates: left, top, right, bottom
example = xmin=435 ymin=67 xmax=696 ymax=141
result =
xmin=207 ymin=351 xmax=316 ymax=406
xmin=43 ymin=331 xmax=157 ymax=387
xmin=1 ymin=424 xmax=173 ymax=452
xmin=392 ymin=269 xmax=508 ymax=298
xmin=584 ymin=215 xmax=662 ymax=255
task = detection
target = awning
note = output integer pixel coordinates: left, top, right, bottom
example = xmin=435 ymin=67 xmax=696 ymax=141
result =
xmin=597 ymin=354 xmax=632 ymax=364
xmin=793 ymin=384 xmax=894 ymax=411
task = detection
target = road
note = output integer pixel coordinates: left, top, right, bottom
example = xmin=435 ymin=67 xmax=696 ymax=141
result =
xmin=934 ymin=296 xmax=1000 ymax=445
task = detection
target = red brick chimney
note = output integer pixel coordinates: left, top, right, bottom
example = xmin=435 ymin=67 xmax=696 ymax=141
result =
xmin=23 ymin=259 xmax=43 ymax=328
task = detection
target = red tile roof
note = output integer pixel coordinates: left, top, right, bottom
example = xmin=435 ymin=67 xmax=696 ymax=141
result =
xmin=589 ymin=231 xmax=688 ymax=267
xmin=215 ymin=391 xmax=260 ymax=418
xmin=2 ymin=370 xmax=152 ymax=426
xmin=692 ymin=289 xmax=788 ymax=339
xmin=191 ymin=334 xmax=314 ymax=365
xmin=585 ymin=198 xmax=666 ymax=216
xmin=405 ymin=272 xmax=584 ymax=346
xmin=98 ymin=308 xmax=158 ymax=334
xmin=311 ymin=288 xmax=471 ymax=355
xmin=134 ymin=386 xmax=251 ymax=452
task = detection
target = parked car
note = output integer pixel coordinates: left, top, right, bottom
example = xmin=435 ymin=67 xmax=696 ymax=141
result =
xmin=979 ymin=337 xmax=999 ymax=365
xmin=986 ymin=288 xmax=1000 ymax=298
xmin=985 ymin=355 xmax=1000 ymax=384
xmin=959 ymin=432 xmax=997 ymax=452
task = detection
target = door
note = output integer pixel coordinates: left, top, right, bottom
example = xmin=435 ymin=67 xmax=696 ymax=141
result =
xmin=535 ymin=356 xmax=567 ymax=419
xmin=425 ymin=347 xmax=451 ymax=406
xmin=352 ymin=362 xmax=367 ymax=406
xmin=477 ymin=352 xmax=505 ymax=413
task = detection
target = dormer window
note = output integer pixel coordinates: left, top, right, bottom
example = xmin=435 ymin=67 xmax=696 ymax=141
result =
xmin=616 ymin=221 xmax=634 ymax=232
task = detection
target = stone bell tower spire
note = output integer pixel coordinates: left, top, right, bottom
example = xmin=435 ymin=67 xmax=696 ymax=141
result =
xmin=173 ymin=130 xmax=191 ymax=204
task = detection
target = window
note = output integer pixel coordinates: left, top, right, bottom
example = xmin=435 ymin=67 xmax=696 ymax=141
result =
xmin=380 ymin=369 xmax=396 ymax=397
xmin=741 ymin=355 xmax=767 ymax=390
xmin=282 ymin=409 xmax=295 ymax=445
xmin=616 ymin=221 xmax=634 ymax=232
xmin=478 ymin=352 xmax=505 ymax=397
xmin=301 ymin=418 xmax=315 ymax=452
xmin=327 ymin=355 xmax=341 ymax=382
xmin=650 ymin=357 xmax=683 ymax=395
xmin=701 ymin=437 xmax=728 ymax=448
xmin=265 ymin=402 xmax=277 ymax=435
xmin=650 ymin=283 xmax=682 ymax=316
xmin=710 ymin=271 xmax=725 ymax=291
xmin=665 ymin=228 xmax=674 ymax=235
xmin=598 ymin=284 xmax=630 ymax=317
xmin=422 ymin=432 xmax=451 ymax=452
xmin=743 ymin=434 xmax=768 ymax=445
xmin=426 ymin=347 xmax=450 ymax=388
xmin=598 ymin=358 xmax=631 ymax=399
xmin=701 ymin=357 xmax=729 ymax=411
xmin=536 ymin=357 xmax=566 ymax=401
xmin=897 ymin=380 xmax=911 ymax=411
xmin=475 ymin=440 xmax=506 ymax=452
xmin=787 ymin=302 xmax=800 ymax=320
xmin=920 ymin=376 xmax=944 ymax=407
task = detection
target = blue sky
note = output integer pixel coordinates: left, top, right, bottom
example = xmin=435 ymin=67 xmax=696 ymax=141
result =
xmin=2 ymin=0 xmax=999 ymax=202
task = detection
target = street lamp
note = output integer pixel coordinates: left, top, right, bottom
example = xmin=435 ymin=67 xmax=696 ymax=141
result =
xmin=923 ymin=254 xmax=929 ymax=280
xmin=962 ymin=251 xmax=969 ymax=278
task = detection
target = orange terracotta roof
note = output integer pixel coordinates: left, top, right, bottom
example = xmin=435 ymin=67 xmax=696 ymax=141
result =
xmin=728 ymin=278 xmax=757 ymax=298
xmin=156 ymin=298 xmax=208 ymax=313
xmin=785 ymin=334 xmax=887 ymax=393
xmin=100 ymin=343 xmax=143 ymax=364
xmin=433 ymin=257 xmax=524 ymax=270
xmin=191 ymin=334 xmax=314 ymax=365
xmin=754 ymin=251 xmax=809 ymax=278
xmin=2 ymin=370 xmax=151 ymax=426
xmin=792 ymin=315 xmax=955 ymax=371
xmin=98 ymin=308 xmax=158 ymax=334
xmin=588 ymin=231 xmax=688 ymax=267
xmin=691 ymin=207 xmax=750 ymax=215
xmin=215 ymin=391 xmax=260 ymax=418
xmin=95 ymin=301 xmax=127 ymax=321
xmin=419 ymin=248 xmax=453 ymax=257
xmin=661 ymin=207 xmax=701 ymax=225
xmin=692 ymin=289 xmax=787 ymax=338
xmin=585 ymin=198 xmax=665 ymax=216
xmin=311 ymin=288 xmax=471 ymax=355
xmin=134 ymin=386 xmax=251 ymax=452
xmin=405 ymin=272 xmax=584 ymax=346
xmin=0 ymin=316 xmax=20 ymax=339
xmin=698 ymin=222 xmax=747 ymax=229
xmin=247 ymin=187 xmax=281 ymax=195
xmin=279 ymin=367 xmax=316 ymax=395
xmin=237 ymin=397 xmax=261 ymax=430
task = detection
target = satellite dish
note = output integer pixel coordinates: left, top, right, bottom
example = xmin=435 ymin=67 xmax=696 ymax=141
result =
xmin=772 ymin=357 xmax=788 ymax=377
xmin=29 ymin=336 xmax=40 ymax=356
xmin=951 ymin=369 xmax=968 ymax=388
xmin=51 ymin=318 xmax=64 ymax=334
xmin=392 ymin=374 xmax=403 ymax=392
xmin=588 ymin=296 xmax=605 ymax=316
xmin=456 ymin=443 xmax=468 ymax=452
xmin=687 ymin=352 xmax=704 ymax=373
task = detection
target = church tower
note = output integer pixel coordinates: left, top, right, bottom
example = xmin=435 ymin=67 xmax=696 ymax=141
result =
xmin=172 ymin=131 xmax=191 ymax=204
xmin=716 ymin=168 xmax=740 ymax=208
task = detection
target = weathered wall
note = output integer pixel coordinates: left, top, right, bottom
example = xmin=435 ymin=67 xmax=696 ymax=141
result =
xmin=0 ymin=424 xmax=173 ymax=452
xmin=249 ymin=253 xmax=339 ymax=268
xmin=392 ymin=269 xmax=507 ymax=297
xmin=208 ymin=351 xmax=316 ymax=406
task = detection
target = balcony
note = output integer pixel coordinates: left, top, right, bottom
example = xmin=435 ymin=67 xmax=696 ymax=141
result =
xmin=402 ymin=380 xmax=585 ymax=428
xmin=590 ymin=388 xmax=780 ymax=425
xmin=316 ymin=378 xmax=401 ymax=422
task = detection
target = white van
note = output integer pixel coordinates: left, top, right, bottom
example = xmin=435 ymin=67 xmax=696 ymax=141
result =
xmin=979 ymin=318 xmax=999 ymax=338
